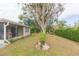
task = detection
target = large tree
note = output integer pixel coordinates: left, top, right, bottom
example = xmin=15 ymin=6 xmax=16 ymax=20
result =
xmin=19 ymin=3 xmax=64 ymax=49
xmin=19 ymin=3 xmax=64 ymax=34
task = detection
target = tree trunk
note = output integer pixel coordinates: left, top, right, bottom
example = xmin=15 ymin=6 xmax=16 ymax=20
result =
xmin=41 ymin=26 xmax=46 ymax=34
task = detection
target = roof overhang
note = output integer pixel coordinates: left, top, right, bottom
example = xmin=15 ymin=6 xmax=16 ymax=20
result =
xmin=0 ymin=18 xmax=30 ymax=28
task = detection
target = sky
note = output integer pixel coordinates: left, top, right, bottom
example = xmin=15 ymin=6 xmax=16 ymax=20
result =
xmin=59 ymin=3 xmax=79 ymax=26
xmin=0 ymin=3 xmax=21 ymax=22
xmin=0 ymin=3 xmax=79 ymax=26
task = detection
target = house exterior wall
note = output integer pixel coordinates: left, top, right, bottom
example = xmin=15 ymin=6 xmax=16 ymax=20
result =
xmin=23 ymin=27 xmax=30 ymax=36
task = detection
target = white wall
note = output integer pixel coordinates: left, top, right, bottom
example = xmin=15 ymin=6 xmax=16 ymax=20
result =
xmin=23 ymin=27 xmax=30 ymax=36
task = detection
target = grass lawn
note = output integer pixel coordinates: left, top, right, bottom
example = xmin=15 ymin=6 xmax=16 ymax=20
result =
xmin=0 ymin=33 xmax=79 ymax=56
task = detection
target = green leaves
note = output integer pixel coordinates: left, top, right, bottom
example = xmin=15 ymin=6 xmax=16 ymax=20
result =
xmin=19 ymin=3 xmax=64 ymax=35
xmin=40 ymin=32 xmax=46 ymax=45
xmin=55 ymin=28 xmax=79 ymax=42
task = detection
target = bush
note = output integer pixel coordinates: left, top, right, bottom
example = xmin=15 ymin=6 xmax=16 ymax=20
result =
xmin=55 ymin=28 xmax=79 ymax=42
xmin=40 ymin=32 xmax=46 ymax=45
xmin=46 ymin=26 xmax=53 ymax=33
xmin=31 ymin=27 xmax=40 ymax=33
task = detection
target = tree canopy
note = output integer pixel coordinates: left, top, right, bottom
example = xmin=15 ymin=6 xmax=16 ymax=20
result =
xmin=19 ymin=3 xmax=65 ymax=33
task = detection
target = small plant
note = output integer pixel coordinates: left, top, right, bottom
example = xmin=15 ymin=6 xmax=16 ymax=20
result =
xmin=40 ymin=32 xmax=46 ymax=48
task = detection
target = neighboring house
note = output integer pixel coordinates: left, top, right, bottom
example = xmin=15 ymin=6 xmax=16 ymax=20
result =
xmin=0 ymin=18 xmax=30 ymax=45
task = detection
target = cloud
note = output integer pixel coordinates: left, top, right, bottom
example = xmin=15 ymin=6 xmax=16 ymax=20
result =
xmin=0 ymin=3 xmax=21 ymax=22
xmin=59 ymin=3 xmax=79 ymax=19
xmin=58 ymin=3 xmax=79 ymax=26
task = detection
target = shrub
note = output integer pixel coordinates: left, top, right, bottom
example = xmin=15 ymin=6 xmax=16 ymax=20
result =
xmin=46 ymin=26 xmax=53 ymax=33
xmin=55 ymin=28 xmax=79 ymax=42
xmin=31 ymin=27 xmax=40 ymax=33
xmin=40 ymin=32 xmax=46 ymax=45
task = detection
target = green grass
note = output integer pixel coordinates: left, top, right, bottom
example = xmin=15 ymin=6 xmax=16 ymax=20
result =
xmin=0 ymin=33 xmax=79 ymax=56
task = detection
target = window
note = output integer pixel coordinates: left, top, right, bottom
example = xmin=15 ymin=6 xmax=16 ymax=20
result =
xmin=25 ymin=28 xmax=29 ymax=32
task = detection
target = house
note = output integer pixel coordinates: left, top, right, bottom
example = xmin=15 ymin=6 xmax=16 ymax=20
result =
xmin=0 ymin=18 xmax=30 ymax=45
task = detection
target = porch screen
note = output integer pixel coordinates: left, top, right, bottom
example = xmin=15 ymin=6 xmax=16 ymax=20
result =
xmin=0 ymin=23 xmax=4 ymax=39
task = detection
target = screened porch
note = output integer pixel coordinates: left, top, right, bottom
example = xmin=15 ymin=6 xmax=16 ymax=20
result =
xmin=0 ymin=21 xmax=30 ymax=41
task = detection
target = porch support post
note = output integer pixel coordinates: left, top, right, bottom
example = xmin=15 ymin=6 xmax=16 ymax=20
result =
xmin=23 ymin=27 xmax=25 ymax=36
xmin=4 ymin=22 xmax=9 ymax=41
xmin=16 ymin=26 xmax=18 ymax=37
xmin=4 ymin=23 xmax=6 ymax=41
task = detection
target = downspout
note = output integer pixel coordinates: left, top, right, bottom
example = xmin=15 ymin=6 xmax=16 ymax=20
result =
xmin=4 ymin=22 xmax=10 ymax=44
